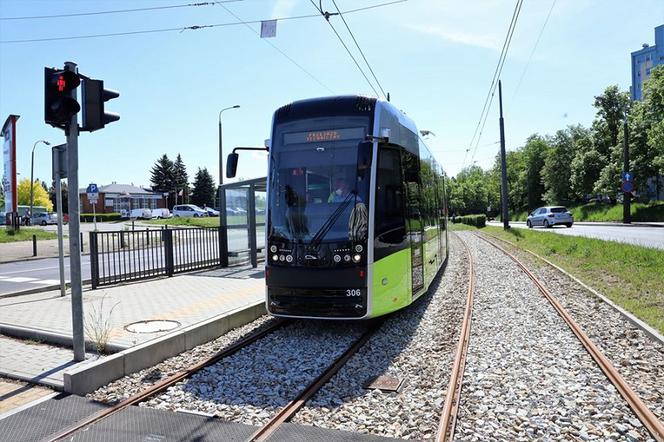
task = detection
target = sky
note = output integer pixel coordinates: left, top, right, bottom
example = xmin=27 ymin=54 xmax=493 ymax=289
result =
xmin=1 ymin=0 xmax=663 ymax=191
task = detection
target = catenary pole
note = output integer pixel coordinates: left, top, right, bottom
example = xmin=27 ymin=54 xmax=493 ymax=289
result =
xmin=64 ymin=61 xmax=85 ymax=361
xmin=498 ymin=80 xmax=510 ymax=230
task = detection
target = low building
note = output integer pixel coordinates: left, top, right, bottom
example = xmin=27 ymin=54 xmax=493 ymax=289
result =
xmin=631 ymin=24 xmax=664 ymax=101
xmin=79 ymin=183 xmax=167 ymax=214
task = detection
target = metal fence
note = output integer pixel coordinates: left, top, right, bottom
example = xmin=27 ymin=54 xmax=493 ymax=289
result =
xmin=89 ymin=227 xmax=221 ymax=288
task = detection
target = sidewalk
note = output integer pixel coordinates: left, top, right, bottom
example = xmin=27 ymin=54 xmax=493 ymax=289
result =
xmin=0 ymin=265 xmax=265 ymax=390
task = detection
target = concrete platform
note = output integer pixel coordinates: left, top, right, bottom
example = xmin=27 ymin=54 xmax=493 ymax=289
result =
xmin=0 ymin=265 xmax=266 ymax=393
xmin=0 ymin=394 xmax=405 ymax=442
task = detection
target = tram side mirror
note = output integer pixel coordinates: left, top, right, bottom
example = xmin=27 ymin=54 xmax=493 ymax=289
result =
xmin=226 ymin=153 xmax=239 ymax=178
xmin=356 ymin=141 xmax=373 ymax=179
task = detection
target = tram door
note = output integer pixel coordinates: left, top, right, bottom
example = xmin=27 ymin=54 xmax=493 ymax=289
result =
xmin=403 ymin=151 xmax=424 ymax=294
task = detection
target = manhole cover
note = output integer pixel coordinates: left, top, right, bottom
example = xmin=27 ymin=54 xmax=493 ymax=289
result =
xmin=125 ymin=320 xmax=180 ymax=334
xmin=363 ymin=375 xmax=404 ymax=392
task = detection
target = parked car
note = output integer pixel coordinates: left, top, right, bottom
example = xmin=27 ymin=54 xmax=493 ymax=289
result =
xmin=31 ymin=212 xmax=58 ymax=226
xmin=129 ymin=208 xmax=152 ymax=220
xmin=527 ymin=206 xmax=573 ymax=228
xmin=172 ymin=204 xmax=207 ymax=217
xmin=152 ymin=208 xmax=172 ymax=219
xmin=205 ymin=207 xmax=220 ymax=217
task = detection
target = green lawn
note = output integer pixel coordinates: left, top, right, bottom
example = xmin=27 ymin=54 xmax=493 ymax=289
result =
xmin=0 ymin=228 xmax=58 ymax=243
xmin=481 ymin=226 xmax=664 ymax=334
xmin=499 ymin=202 xmax=664 ymax=222
xmin=146 ymin=214 xmax=265 ymax=227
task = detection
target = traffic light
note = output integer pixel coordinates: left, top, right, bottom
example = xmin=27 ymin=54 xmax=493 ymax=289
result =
xmin=44 ymin=67 xmax=81 ymax=129
xmin=81 ymin=78 xmax=120 ymax=132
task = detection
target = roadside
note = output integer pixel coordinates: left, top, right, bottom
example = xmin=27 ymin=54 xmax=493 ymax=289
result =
xmin=0 ymin=228 xmax=57 ymax=244
xmin=481 ymin=225 xmax=664 ymax=335
xmin=499 ymin=202 xmax=664 ymax=223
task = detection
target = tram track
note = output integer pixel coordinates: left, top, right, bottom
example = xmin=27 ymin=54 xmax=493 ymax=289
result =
xmin=474 ymin=232 xmax=664 ymax=442
xmin=45 ymin=317 xmax=382 ymax=442
xmin=436 ymin=233 xmax=475 ymax=442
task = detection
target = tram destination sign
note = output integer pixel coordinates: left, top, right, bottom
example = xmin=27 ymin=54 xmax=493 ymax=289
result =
xmin=283 ymin=127 xmax=365 ymax=144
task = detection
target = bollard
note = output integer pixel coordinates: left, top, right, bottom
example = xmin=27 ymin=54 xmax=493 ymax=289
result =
xmin=80 ymin=232 xmax=84 ymax=252
xmin=32 ymin=234 xmax=37 ymax=257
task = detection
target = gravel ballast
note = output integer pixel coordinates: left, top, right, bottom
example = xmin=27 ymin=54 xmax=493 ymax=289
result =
xmin=292 ymin=234 xmax=469 ymax=439
xmin=455 ymin=232 xmax=654 ymax=441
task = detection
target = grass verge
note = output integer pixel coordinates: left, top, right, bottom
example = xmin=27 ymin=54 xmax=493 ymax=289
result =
xmin=0 ymin=228 xmax=58 ymax=243
xmin=146 ymin=215 xmax=265 ymax=227
xmin=482 ymin=226 xmax=664 ymax=335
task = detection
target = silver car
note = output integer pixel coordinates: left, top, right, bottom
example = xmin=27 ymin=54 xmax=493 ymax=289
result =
xmin=527 ymin=206 xmax=573 ymax=228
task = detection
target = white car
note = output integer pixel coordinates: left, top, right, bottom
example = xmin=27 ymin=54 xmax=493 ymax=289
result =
xmin=129 ymin=208 xmax=152 ymax=220
xmin=152 ymin=208 xmax=172 ymax=219
xmin=527 ymin=206 xmax=574 ymax=228
xmin=172 ymin=204 xmax=207 ymax=218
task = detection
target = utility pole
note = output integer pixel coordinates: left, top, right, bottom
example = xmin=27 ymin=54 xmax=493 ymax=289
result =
xmin=623 ymin=114 xmax=631 ymax=224
xmin=498 ymin=80 xmax=510 ymax=230
xmin=30 ymin=140 xmax=51 ymax=225
xmin=64 ymin=61 xmax=85 ymax=361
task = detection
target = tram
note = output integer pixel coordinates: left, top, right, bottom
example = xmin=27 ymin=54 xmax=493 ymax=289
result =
xmin=227 ymin=95 xmax=448 ymax=319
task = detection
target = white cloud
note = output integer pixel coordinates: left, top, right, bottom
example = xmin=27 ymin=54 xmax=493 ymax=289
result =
xmin=408 ymin=24 xmax=501 ymax=51
xmin=272 ymin=0 xmax=297 ymax=18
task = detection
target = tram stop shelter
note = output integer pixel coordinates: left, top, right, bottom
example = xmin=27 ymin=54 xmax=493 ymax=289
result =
xmin=218 ymin=177 xmax=266 ymax=268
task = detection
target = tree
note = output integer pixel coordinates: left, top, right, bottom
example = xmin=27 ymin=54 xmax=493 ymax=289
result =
xmin=17 ymin=178 xmax=53 ymax=211
xmin=520 ymin=135 xmax=550 ymax=210
xmin=150 ymin=154 xmax=176 ymax=207
xmin=190 ymin=168 xmax=216 ymax=208
xmin=173 ymin=154 xmax=189 ymax=204
xmin=541 ymin=126 xmax=588 ymax=203
xmin=593 ymin=85 xmax=631 ymax=155
xmin=48 ymin=180 xmax=69 ymax=213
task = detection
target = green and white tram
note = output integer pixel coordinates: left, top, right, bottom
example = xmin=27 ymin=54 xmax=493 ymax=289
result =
xmin=228 ymin=95 xmax=448 ymax=319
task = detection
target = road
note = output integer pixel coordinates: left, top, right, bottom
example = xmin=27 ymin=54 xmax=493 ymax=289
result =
xmin=487 ymin=221 xmax=664 ymax=250
xmin=0 ymin=228 xmax=264 ymax=296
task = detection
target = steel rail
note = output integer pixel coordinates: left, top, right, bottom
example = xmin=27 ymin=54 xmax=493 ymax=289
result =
xmin=47 ymin=319 xmax=289 ymax=442
xmin=436 ymin=233 xmax=476 ymax=442
xmin=475 ymin=233 xmax=664 ymax=442
xmin=247 ymin=321 xmax=383 ymax=442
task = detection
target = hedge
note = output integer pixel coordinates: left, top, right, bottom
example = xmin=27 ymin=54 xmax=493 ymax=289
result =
xmin=451 ymin=214 xmax=486 ymax=228
xmin=80 ymin=212 xmax=122 ymax=222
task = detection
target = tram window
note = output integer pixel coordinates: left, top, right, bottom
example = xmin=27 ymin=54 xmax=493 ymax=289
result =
xmin=375 ymin=147 xmax=407 ymax=259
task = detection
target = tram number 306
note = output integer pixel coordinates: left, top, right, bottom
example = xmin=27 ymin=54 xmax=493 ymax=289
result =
xmin=346 ymin=289 xmax=362 ymax=297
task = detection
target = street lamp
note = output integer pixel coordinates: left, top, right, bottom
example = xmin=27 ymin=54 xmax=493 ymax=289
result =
xmin=30 ymin=139 xmax=51 ymax=225
xmin=218 ymin=105 xmax=240 ymax=187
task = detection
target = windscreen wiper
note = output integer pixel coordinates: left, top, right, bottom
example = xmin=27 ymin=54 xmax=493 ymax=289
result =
xmin=309 ymin=191 xmax=356 ymax=248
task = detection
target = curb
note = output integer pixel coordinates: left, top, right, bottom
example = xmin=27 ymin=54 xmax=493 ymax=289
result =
xmin=0 ymin=279 xmax=92 ymax=299
xmin=480 ymin=232 xmax=664 ymax=347
xmin=63 ymin=300 xmax=266 ymax=395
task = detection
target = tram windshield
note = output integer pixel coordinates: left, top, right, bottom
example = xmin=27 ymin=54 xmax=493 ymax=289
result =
xmin=268 ymin=128 xmax=371 ymax=243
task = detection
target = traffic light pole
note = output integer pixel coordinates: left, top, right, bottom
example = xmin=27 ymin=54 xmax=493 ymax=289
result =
xmin=64 ymin=61 xmax=86 ymax=362
xmin=623 ymin=115 xmax=631 ymax=224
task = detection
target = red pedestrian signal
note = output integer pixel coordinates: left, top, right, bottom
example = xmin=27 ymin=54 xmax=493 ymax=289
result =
xmin=44 ymin=67 xmax=81 ymax=129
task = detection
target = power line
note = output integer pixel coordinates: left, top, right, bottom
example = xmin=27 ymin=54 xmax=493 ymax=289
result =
xmin=215 ymin=2 xmax=334 ymax=94
xmin=330 ymin=0 xmax=387 ymax=98
xmin=0 ymin=0 xmax=405 ymax=44
xmin=511 ymin=0 xmax=556 ymax=102
xmin=309 ymin=0 xmax=381 ymax=97
xmin=464 ymin=0 xmax=523 ymax=168
xmin=0 ymin=1 xmax=239 ymax=21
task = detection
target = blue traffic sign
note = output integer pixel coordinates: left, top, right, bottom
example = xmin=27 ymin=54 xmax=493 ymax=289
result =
xmin=621 ymin=181 xmax=634 ymax=193
xmin=86 ymin=183 xmax=98 ymax=194
xmin=622 ymin=171 xmax=633 ymax=181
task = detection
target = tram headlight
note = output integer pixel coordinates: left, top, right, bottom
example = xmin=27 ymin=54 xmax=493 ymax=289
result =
xmin=333 ymin=254 xmax=342 ymax=263
xmin=272 ymin=254 xmax=279 ymax=261
xmin=352 ymin=254 xmax=361 ymax=263
xmin=270 ymin=245 xmax=277 ymax=253
xmin=355 ymin=244 xmax=363 ymax=253
xmin=279 ymin=255 xmax=286 ymax=262
xmin=344 ymin=254 xmax=351 ymax=262
xmin=286 ymin=255 xmax=293 ymax=263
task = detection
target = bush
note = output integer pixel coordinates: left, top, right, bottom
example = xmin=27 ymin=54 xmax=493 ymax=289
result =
xmin=452 ymin=214 xmax=486 ymax=228
xmin=80 ymin=212 xmax=122 ymax=222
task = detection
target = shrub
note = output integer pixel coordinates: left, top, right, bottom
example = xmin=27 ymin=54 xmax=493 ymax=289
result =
xmin=451 ymin=214 xmax=486 ymax=228
xmin=80 ymin=213 xmax=122 ymax=222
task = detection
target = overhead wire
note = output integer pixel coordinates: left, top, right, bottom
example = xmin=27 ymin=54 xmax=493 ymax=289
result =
xmin=510 ymin=0 xmax=556 ymax=103
xmin=308 ymin=0 xmax=381 ymax=98
xmin=330 ymin=0 xmax=387 ymax=98
xmin=0 ymin=0 xmax=405 ymax=44
xmin=463 ymin=0 xmax=523 ymax=168
xmin=0 ymin=1 xmax=239 ymax=21
xmin=214 ymin=2 xmax=334 ymax=94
